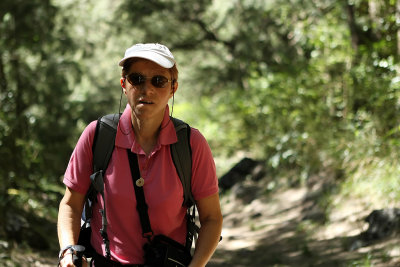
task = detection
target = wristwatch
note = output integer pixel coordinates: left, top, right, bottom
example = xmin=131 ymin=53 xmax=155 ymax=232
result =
xmin=59 ymin=245 xmax=74 ymax=259
xmin=58 ymin=245 xmax=86 ymax=260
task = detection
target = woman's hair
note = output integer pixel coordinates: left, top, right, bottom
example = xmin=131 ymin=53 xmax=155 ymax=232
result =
xmin=121 ymin=58 xmax=179 ymax=83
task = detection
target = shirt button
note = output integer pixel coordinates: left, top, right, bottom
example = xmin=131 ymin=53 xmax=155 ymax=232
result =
xmin=136 ymin=177 xmax=145 ymax=187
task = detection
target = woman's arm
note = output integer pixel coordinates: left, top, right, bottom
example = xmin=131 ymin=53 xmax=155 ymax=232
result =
xmin=189 ymin=193 xmax=223 ymax=267
xmin=57 ymin=187 xmax=86 ymax=266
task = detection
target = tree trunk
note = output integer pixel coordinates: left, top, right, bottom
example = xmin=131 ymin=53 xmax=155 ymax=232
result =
xmin=397 ymin=0 xmax=400 ymax=58
xmin=346 ymin=2 xmax=359 ymax=52
xmin=0 ymin=54 xmax=7 ymax=93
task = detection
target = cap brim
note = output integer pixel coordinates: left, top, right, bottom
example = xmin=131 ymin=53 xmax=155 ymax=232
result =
xmin=118 ymin=51 xmax=175 ymax=68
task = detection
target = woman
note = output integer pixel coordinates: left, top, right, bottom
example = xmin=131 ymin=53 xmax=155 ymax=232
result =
xmin=57 ymin=43 xmax=223 ymax=266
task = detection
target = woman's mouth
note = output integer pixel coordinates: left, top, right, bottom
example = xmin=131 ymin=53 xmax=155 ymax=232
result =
xmin=139 ymin=100 xmax=153 ymax=105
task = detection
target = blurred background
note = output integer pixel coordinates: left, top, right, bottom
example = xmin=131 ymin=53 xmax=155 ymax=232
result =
xmin=1 ymin=0 xmax=400 ymax=266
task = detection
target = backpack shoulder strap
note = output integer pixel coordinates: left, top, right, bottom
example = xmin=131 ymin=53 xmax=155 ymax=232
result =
xmin=92 ymin=113 xmax=120 ymax=173
xmin=84 ymin=113 xmax=119 ymax=218
xmin=170 ymin=117 xmax=199 ymax=251
xmin=170 ymin=117 xmax=194 ymax=208
xmin=84 ymin=113 xmax=120 ymax=217
xmin=81 ymin=113 xmax=120 ymax=259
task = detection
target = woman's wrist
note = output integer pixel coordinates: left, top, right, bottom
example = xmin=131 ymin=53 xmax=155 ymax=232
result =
xmin=58 ymin=244 xmax=86 ymax=266
xmin=59 ymin=245 xmax=74 ymax=259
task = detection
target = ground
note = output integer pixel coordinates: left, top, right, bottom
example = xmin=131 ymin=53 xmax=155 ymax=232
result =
xmin=207 ymin=176 xmax=400 ymax=267
xmin=3 ymin=174 xmax=400 ymax=266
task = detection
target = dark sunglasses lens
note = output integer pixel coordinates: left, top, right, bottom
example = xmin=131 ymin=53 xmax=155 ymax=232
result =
xmin=128 ymin=74 xmax=144 ymax=85
xmin=151 ymin=76 xmax=169 ymax=88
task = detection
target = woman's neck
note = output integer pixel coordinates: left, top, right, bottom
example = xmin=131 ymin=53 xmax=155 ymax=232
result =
xmin=131 ymin=113 xmax=163 ymax=156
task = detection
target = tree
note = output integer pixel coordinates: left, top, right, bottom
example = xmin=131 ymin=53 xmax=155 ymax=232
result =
xmin=113 ymin=0 xmax=400 ymax=174
xmin=0 ymin=0 xmax=81 ymax=244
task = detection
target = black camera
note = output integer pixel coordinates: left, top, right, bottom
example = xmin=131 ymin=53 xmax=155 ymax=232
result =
xmin=143 ymin=235 xmax=192 ymax=267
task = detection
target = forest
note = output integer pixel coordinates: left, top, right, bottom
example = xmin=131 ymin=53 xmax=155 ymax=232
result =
xmin=1 ymin=0 xmax=400 ymax=266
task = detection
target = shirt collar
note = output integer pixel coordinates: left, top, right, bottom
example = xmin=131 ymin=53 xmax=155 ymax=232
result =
xmin=115 ymin=104 xmax=178 ymax=153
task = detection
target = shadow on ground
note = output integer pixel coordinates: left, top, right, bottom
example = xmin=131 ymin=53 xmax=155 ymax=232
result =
xmin=208 ymin=168 xmax=400 ymax=267
xmin=209 ymin=226 xmax=400 ymax=267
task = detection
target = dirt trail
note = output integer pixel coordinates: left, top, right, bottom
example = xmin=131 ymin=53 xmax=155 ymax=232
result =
xmin=3 ymin=177 xmax=400 ymax=266
xmin=208 ymin=184 xmax=400 ymax=267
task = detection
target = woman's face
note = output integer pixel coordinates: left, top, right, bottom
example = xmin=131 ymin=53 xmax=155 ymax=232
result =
xmin=121 ymin=59 xmax=178 ymax=122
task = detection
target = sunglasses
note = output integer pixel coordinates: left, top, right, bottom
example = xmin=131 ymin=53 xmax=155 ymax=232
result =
xmin=126 ymin=73 xmax=173 ymax=88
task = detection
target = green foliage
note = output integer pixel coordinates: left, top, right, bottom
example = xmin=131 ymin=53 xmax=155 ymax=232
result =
xmin=0 ymin=0 xmax=79 ymax=243
xmin=347 ymin=252 xmax=373 ymax=267
xmin=1 ymin=0 xmax=400 ymax=256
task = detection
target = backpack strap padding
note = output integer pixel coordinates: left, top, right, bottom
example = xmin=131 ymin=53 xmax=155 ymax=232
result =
xmin=170 ymin=117 xmax=195 ymax=208
xmin=92 ymin=114 xmax=120 ymax=173
xmin=84 ymin=114 xmax=119 ymax=221
xmin=84 ymin=113 xmax=119 ymax=259
xmin=170 ymin=117 xmax=198 ymax=251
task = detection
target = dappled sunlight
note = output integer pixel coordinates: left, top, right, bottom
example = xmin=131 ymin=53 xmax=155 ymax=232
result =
xmin=2 ymin=0 xmax=400 ymax=266
xmin=209 ymin=171 xmax=400 ymax=266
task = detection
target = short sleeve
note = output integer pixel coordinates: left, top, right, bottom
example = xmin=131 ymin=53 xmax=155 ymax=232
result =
xmin=189 ymin=128 xmax=219 ymax=201
xmin=63 ymin=121 xmax=97 ymax=194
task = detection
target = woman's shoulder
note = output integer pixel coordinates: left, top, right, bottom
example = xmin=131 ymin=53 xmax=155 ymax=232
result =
xmin=189 ymin=126 xmax=207 ymax=143
xmin=81 ymin=120 xmax=98 ymax=137
xmin=74 ymin=120 xmax=98 ymax=149
xmin=188 ymin=126 xmax=213 ymax=155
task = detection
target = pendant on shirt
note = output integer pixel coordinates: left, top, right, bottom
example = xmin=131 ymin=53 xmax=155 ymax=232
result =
xmin=136 ymin=177 xmax=145 ymax=187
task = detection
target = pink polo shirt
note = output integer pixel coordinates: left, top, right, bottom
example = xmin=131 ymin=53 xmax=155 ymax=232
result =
xmin=64 ymin=104 xmax=218 ymax=264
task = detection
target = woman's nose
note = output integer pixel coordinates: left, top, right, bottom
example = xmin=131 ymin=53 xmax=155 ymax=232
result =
xmin=138 ymin=81 xmax=155 ymax=93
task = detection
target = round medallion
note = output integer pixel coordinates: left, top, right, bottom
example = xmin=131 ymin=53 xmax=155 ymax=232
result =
xmin=136 ymin=177 xmax=145 ymax=187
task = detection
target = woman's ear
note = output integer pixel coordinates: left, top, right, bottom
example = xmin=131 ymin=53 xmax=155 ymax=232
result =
xmin=171 ymin=81 xmax=178 ymax=95
xmin=120 ymin=78 xmax=127 ymax=94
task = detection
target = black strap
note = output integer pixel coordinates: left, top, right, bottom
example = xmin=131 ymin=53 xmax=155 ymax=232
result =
xmin=170 ymin=117 xmax=194 ymax=208
xmin=170 ymin=118 xmax=198 ymax=251
xmin=89 ymin=170 xmax=111 ymax=258
xmin=81 ymin=114 xmax=120 ymax=259
xmin=92 ymin=114 xmax=120 ymax=173
xmin=126 ymin=150 xmax=153 ymax=239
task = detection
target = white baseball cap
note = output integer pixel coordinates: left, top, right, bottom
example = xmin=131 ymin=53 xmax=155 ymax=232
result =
xmin=118 ymin=43 xmax=176 ymax=68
